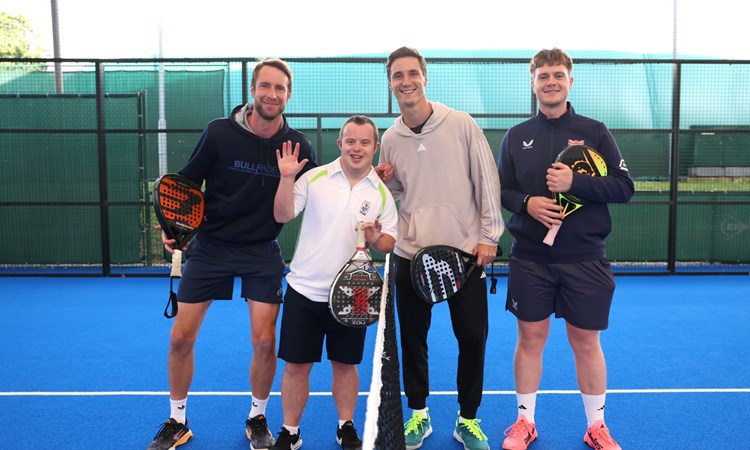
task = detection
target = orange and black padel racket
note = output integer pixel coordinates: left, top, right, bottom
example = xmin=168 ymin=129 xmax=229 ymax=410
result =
xmin=153 ymin=174 xmax=204 ymax=318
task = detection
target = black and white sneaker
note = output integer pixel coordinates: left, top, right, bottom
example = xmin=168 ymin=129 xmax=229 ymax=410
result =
xmin=246 ymin=414 xmax=275 ymax=450
xmin=336 ymin=421 xmax=362 ymax=450
xmin=270 ymin=427 xmax=302 ymax=450
xmin=146 ymin=418 xmax=193 ymax=450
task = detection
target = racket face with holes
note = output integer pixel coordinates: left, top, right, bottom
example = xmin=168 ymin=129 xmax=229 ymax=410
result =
xmin=153 ymin=174 xmax=205 ymax=250
xmin=410 ymin=245 xmax=477 ymax=303
xmin=329 ymin=250 xmax=383 ymax=328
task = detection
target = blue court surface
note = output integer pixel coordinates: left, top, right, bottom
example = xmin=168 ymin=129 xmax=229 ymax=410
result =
xmin=0 ymin=274 xmax=748 ymax=449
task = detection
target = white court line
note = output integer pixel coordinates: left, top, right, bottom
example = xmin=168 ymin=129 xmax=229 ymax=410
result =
xmin=1 ymin=388 xmax=749 ymax=396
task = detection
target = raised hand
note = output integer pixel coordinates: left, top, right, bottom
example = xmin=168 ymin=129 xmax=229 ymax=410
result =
xmin=276 ymin=140 xmax=309 ymax=178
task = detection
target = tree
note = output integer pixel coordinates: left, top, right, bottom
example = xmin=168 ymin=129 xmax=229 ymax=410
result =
xmin=0 ymin=12 xmax=46 ymax=58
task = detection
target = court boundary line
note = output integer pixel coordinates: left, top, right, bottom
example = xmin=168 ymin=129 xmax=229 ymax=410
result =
xmin=2 ymin=388 xmax=749 ymax=396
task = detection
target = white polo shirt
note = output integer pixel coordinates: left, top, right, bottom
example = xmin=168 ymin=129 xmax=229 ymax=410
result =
xmin=285 ymin=157 xmax=398 ymax=303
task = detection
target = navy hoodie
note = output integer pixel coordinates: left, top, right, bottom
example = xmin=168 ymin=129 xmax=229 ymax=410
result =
xmin=497 ymin=104 xmax=634 ymax=263
xmin=180 ymin=104 xmax=316 ymax=245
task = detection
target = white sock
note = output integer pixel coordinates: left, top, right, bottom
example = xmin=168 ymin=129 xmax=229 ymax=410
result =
xmin=412 ymin=408 xmax=428 ymax=419
xmin=516 ymin=392 xmax=537 ymax=424
xmin=283 ymin=424 xmax=300 ymax=435
xmin=249 ymin=395 xmax=269 ymax=418
xmin=170 ymin=398 xmax=187 ymax=424
xmin=581 ymin=393 xmax=606 ymax=427
xmin=338 ymin=419 xmax=352 ymax=428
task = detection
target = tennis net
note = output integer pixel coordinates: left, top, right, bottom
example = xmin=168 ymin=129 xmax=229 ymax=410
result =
xmin=362 ymin=253 xmax=405 ymax=450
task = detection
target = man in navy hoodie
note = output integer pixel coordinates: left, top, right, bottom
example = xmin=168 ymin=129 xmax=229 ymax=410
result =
xmin=147 ymin=58 xmax=316 ymax=450
xmin=497 ymin=48 xmax=633 ymax=450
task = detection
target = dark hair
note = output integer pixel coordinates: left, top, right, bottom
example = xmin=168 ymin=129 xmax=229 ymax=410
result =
xmin=251 ymin=58 xmax=293 ymax=93
xmin=340 ymin=115 xmax=379 ymax=143
xmin=386 ymin=46 xmax=427 ymax=80
xmin=529 ymin=48 xmax=573 ymax=76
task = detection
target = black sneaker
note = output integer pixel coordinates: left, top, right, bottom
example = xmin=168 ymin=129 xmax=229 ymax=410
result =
xmin=270 ymin=427 xmax=302 ymax=450
xmin=336 ymin=421 xmax=362 ymax=450
xmin=146 ymin=418 xmax=193 ymax=450
xmin=246 ymin=414 xmax=275 ymax=450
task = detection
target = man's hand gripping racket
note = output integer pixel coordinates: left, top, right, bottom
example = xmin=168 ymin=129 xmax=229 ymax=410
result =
xmin=328 ymin=223 xmax=384 ymax=328
xmin=153 ymin=174 xmax=205 ymax=318
xmin=543 ymin=144 xmax=607 ymax=246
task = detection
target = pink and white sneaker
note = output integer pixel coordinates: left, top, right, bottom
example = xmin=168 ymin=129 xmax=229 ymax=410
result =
xmin=584 ymin=420 xmax=622 ymax=450
xmin=502 ymin=416 xmax=537 ymax=450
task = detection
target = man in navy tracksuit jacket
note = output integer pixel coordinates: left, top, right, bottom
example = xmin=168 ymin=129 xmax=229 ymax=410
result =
xmin=497 ymin=48 xmax=633 ymax=450
xmin=147 ymin=59 xmax=316 ymax=450
xmin=498 ymin=104 xmax=633 ymax=263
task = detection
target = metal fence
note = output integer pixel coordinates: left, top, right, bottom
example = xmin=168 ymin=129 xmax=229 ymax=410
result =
xmin=1 ymin=56 xmax=749 ymax=275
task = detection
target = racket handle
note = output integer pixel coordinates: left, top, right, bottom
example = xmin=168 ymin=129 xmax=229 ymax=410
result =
xmin=170 ymin=249 xmax=183 ymax=278
xmin=543 ymin=224 xmax=560 ymax=246
xmin=356 ymin=222 xmax=366 ymax=250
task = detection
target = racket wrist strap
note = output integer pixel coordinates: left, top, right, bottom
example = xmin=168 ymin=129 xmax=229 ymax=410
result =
xmin=164 ymin=285 xmax=178 ymax=319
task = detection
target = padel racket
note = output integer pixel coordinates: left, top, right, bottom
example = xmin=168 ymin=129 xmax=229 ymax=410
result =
xmin=329 ymin=223 xmax=383 ymax=328
xmin=411 ymin=245 xmax=478 ymax=303
xmin=543 ymin=144 xmax=608 ymax=246
xmin=152 ymin=174 xmax=205 ymax=318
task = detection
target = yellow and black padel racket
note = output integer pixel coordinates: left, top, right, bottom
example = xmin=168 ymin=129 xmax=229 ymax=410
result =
xmin=543 ymin=145 xmax=608 ymax=246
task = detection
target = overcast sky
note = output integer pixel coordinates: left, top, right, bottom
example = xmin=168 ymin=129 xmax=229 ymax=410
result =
xmin=4 ymin=0 xmax=747 ymax=59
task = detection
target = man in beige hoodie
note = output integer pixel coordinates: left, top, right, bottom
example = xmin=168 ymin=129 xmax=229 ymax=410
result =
xmin=376 ymin=46 xmax=504 ymax=450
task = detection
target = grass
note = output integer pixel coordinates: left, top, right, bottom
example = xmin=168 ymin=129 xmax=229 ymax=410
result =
xmin=635 ymin=177 xmax=750 ymax=192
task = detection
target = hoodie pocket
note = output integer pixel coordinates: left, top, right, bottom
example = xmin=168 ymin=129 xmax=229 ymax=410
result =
xmin=407 ymin=205 xmax=469 ymax=247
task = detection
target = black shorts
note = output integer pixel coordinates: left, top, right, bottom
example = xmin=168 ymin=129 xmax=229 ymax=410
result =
xmin=277 ymin=285 xmax=367 ymax=365
xmin=506 ymin=256 xmax=615 ymax=330
xmin=177 ymin=236 xmax=285 ymax=304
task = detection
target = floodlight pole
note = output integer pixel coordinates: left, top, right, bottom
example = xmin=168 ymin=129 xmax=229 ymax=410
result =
xmin=50 ymin=0 xmax=63 ymax=93
xmin=672 ymin=0 xmax=678 ymax=58
xmin=157 ymin=18 xmax=168 ymax=176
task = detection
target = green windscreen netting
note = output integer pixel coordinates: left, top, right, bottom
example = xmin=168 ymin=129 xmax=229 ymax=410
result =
xmin=0 ymin=57 xmax=748 ymax=274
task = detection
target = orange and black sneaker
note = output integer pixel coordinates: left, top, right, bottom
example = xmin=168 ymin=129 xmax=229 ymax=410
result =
xmin=246 ymin=414 xmax=276 ymax=450
xmin=502 ymin=416 xmax=537 ymax=450
xmin=584 ymin=420 xmax=622 ymax=450
xmin=146 ymin=418 xmax=193 ymax=450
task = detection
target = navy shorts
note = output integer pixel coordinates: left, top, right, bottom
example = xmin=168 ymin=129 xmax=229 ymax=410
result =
xmin=177 ymin=236 xmax=285 ymax=304
xmin=278 ymin=285 xmax=367 ymax=365
xmin=506 ymin=256 xmax=615 ymax=330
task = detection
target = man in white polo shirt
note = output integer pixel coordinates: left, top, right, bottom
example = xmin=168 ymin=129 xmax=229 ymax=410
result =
xmin=270 ymin=115 xmax=398 ymax=450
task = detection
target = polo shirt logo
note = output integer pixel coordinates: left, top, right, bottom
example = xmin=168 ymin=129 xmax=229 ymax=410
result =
xmin=359 ymin=200 xmax=371 ymax=216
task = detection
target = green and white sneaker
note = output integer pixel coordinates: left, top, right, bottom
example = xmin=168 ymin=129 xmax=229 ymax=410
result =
xmin=453 ymin=412 xmax=489 ymax=450
xmin=404 ymin=408 xmax=432 ymax=450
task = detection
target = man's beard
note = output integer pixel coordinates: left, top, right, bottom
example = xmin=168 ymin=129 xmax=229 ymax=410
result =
xmin=253 ymin=99 xmax=285 ymax=121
